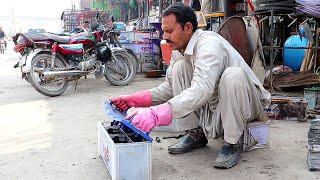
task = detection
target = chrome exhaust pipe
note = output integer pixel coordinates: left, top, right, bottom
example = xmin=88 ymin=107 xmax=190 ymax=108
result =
xmin=43 ymin=70 xmax=89 ymax=80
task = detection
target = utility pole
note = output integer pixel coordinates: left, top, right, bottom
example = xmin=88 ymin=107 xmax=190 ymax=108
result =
xmin=11 ymin=8 xmax=15 ymax=35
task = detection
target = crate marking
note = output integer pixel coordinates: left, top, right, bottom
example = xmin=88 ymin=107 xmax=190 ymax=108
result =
xmin=103 ymin=144 xmax=110 ymax=162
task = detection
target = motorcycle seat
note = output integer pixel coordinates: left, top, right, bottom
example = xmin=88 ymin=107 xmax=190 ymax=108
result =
xmin=26 ymin=33 xmax=70 ymax=44
xmin=45 ymin=33 xmax=71 ymax=44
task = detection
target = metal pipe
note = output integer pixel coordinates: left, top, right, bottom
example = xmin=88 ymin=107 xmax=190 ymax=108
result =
xmin=263 ymin=46 xmax=320 ymax=50
xmin=43 ymin=70 xmax=89 ymax=80
xmin=270 ymin=9 xmax=274 ymax=92
xmin=299 ymin=18 xmax=310 ymax=27
xmin=259 ymin=16 xmax=268 ymax=23
xmin=314 ymin=19 xmax=318 ymax=73
xmin=288 ymin=18 xmax=297 ymax=28
xmin=223 ymin=0 xmax=230 ymax=20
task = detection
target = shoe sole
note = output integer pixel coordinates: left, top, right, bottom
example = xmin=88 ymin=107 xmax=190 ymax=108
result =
xmin=213 ymin=152 xmax=242 ymax=169
xmin=168 ymin=143 xmax=207 ymax=154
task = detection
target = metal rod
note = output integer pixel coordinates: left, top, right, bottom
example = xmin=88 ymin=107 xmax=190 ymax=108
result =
xmin=263 ymin=46 xmax=320 ymax=49
xmin=314 ymin=19 xmax=318 ymax=73
xmin=299 ymin=18 xmax=310 ymax=27
xmin=288 ymin=18 xmax=297 ymax=28
xmin=270 ymin=9 xmax=274 ymax=93
xmin=259 ymin=16 xmax=268 ymax=23
xmin=283 ymin=18 xmax=286 ymax=70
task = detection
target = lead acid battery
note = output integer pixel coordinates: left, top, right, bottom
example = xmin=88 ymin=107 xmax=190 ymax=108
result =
xmin=98 ymin=101 xmax=152 ymax=180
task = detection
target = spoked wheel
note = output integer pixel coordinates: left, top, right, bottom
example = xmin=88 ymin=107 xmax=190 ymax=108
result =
xmin=0 ymin=44 xmax=4 ymax=54
xmin=104 ymin=51 xmax=136 ymax=86
xmin=27 ymin=54 xmax=69 ymax=97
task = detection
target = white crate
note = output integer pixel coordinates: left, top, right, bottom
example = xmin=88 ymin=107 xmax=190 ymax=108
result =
xmin=98 ymin=121 xmax=152 ymax=180
xmin=243 ymin=121 xmax=270 ymax=151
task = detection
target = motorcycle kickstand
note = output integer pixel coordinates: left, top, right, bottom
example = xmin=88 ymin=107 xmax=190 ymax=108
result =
xmin=73 ymin=78 xmax=80 ymax=90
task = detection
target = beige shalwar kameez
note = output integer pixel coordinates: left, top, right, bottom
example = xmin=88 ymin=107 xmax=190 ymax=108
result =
xmin=150 ymin=29 xmax=270 ymax=144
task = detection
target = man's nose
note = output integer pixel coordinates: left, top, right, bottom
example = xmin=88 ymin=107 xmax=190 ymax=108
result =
xmin=162 ymin=33 xmax=169 ymax=41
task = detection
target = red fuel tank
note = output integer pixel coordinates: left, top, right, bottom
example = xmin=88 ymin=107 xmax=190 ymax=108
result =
xmin=69 ymin=32 xmax=95 ymax=46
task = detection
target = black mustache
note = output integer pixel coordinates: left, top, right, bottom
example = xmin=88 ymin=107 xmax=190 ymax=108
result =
xmin=165 ymin=40 xmax=173 ymax=44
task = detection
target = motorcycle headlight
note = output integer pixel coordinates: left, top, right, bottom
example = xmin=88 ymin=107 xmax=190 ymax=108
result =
xmin=97 ymin=45 xmax=111 ymax=62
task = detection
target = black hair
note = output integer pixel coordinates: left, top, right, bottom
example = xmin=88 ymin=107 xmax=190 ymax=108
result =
xmin=162 ymin=3 xmax=198 ymax=32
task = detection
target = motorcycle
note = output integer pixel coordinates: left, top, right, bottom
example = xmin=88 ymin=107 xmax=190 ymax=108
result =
xmin=13 ymin=26 xmax=136 ymax=97
xmin=104 ymin=28 xmax=139 ymax=72
xmin=0 ymin=39 xmax=5 ymax=54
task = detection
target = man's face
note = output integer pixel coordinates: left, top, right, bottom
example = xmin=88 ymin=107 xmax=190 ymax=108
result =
xmin=161 ymin=14 xmax=193 ymax=51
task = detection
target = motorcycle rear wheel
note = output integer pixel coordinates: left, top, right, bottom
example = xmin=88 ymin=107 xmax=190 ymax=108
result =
xmin=125 ymin=48 xmax=139 ymax=72
xmin=28 ymin=54 xmax=69 ymax=97
xmin=0 ymin=44 xmax=4 ymax=54
xmin=104 ymin=51 xmax=136 ymax=86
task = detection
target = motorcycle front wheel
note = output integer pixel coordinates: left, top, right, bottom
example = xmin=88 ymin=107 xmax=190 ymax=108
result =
xmin=104 ymin=51 xmax=136 ymax=86
xmin=27 ymin=54 xmax=69 ymax=97
xmin=0 ymin=44 xmax=4 ymax=54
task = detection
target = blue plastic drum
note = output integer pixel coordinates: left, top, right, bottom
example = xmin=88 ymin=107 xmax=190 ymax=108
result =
xmin=283 ymin=35 xmax=309 ymax=71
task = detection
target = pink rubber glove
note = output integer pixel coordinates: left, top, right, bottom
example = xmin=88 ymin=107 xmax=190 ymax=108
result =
xmin=125 ymin=103 xmax=173 ymax=132
xmin=110 ymin=90 xmax=152 ymax=111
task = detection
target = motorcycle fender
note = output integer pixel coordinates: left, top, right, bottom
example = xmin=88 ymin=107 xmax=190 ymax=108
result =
xmin=21 ymin=50 xmax=50 ymax=73
xmin=111 ymin=47 xmax=127 ymax=53
xmin=19 ymin=55 xmax=28 ymax=68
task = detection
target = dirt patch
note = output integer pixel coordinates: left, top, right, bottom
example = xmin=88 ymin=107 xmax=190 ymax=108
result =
xmin=259 ymin=164 xmax=280 ymax=177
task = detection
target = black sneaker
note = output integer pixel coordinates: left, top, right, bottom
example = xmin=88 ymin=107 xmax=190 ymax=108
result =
xmin=168 ymin=127 xmax=208 ymax=154
xmin=213 ymin=139 xmax=243 ymax=169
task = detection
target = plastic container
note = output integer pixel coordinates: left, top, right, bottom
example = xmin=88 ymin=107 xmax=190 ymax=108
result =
xmin=160 ymin=40 xmax=172 ymax=65
xmin=243 ymin=121 xmax=270 ymax=151
xmin=98 ymin=101 xmax=152 ymax=180
xmin=283 ymin=35 xmax=308 ymax=71
xmin=304 ymin=87 xmax=320 ymax=110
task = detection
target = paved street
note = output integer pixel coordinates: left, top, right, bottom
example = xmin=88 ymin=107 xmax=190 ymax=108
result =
xmin=0 ymin=42 xmax=319 ymax=179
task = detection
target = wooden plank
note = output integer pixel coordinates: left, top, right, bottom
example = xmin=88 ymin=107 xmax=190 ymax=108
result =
xmin=264 ymin=71 xmax=320 ymax=89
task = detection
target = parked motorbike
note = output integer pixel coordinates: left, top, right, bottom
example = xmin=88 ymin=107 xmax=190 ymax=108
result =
xmin=104 ymin=28 xmax=139 ymax=72
xmin=13 ymin=26 xmax=136 ymax=97
xmin=0 ymin=39 xmax=5 ymax=54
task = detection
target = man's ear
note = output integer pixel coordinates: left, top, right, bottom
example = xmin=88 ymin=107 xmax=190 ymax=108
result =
xmin=185 ymin=22 xmax=193 ymax=33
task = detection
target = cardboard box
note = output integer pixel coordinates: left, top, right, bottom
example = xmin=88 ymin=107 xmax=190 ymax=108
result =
xmin=121 ymin=42 xmax=160 ymax=55
xmin=264 ymin=97 xmax=307 ymax=121
xmin=196 ymin=11 xmax=207 ymax=28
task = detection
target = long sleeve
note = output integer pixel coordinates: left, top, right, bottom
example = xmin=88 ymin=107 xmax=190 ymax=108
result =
xmin=168 ymin=36 xmax=225 ymax=118
xmin=149 ymin=51 xmax=183 ymax=105
xmin=149 ymin=65 xmax=173 ymax=105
